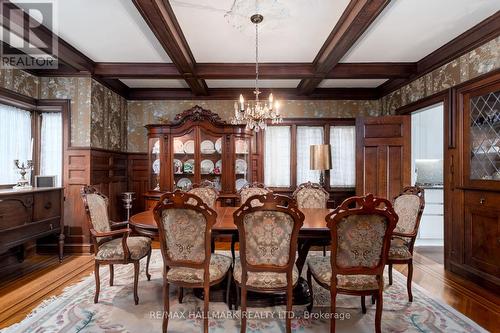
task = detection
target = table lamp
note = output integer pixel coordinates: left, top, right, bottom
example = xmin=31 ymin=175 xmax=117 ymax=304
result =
xmin=310 ymin=144 xmax=332 ymax=187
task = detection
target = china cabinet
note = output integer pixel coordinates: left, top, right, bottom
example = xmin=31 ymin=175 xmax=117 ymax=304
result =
xmin=144 ymin=106 xmax=253 ymax=206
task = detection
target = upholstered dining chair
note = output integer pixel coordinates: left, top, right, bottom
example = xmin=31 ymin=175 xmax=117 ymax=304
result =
xmin=387 ymin=186 xmax=425 ymax=302
xmin=232 ymin=193 xmax=305 ymax=333
xmin=80 ymin=186 xmax=152 ymax=305
xmin=307 ymin=194 xmax=398 ymax=333
xmin=293 ymin=182 xmax=330 ymax=255
xmin=153 ymin=190 xmax=232 ymax=333
xmin=187 ymin=180 xmax=219 ymax=208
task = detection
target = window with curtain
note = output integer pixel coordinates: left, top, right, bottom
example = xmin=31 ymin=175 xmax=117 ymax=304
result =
xmin=264 ymin=126 xmax=291 ymax=187
xmin=0 ymin=103 xmax=32 ymax=185
xmin=296 ymin=126 xmax=324 ymax=184
xmin=40 ymin=112 xmax=63 ymax=186
xmin=330 ymin=126 xmax=356 ymax=187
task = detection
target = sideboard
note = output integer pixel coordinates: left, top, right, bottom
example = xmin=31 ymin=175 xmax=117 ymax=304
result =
xmin=0 ymin=187 xmax=64 ymax=262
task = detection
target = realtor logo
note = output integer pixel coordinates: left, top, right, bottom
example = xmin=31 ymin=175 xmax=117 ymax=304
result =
xmin=0 ymin=1 xmax=58 ymax=69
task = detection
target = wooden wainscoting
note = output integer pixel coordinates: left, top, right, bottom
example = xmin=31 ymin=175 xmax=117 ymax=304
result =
xmin=127 ymin=153 xmax=149 ymax=214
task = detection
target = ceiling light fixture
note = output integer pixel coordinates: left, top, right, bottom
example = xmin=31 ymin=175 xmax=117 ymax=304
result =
xmin=231 ymin=10 xmax=283 ymax=131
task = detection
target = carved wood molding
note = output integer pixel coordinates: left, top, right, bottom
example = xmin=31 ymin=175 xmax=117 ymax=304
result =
xmin=171 ymin=105 xmax=226 ymax=126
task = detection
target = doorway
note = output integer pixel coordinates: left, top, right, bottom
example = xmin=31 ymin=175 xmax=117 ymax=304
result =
xmin=411 ymin=103 xmax=444 ymax=265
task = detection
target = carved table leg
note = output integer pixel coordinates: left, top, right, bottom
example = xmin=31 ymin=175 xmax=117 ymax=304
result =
xmin=58 ymin=233 xmax=65 ymax=262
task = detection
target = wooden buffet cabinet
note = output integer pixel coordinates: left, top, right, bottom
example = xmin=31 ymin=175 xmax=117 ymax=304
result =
xmin=447 ymin=72 xmax=500 ymax=290
xmin=144 ymin=106 xmax=255 ymax=206
xmin=0 ymin=187 xmax=64 ymax=261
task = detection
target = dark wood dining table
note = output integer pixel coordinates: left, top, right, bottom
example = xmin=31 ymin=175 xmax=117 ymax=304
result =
xmin=129 ymin=207 xmax=332 ymax=274
xmin=129 ymin=207 xmax=333 ymax=306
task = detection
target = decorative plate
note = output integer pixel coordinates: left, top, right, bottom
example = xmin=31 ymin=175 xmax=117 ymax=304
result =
xmin=152 ymin=159 xmax=160 ymax=175
xmin=201 ymin=140 xmax=215 ymax=154
xmin=176 ymin=178 xmax=192 ymax=189
xmin=235 ymin=178 xmax=248 ymax=191
xmin=214 ymin=159 xmax=222 ymax=174
xmin=201 ymin=159 xmax=214 ymax=174
xmin=152 ymin=140 xmax=160 ymax=154
xmin=235 ymin=159 xmax=247 ymax=174
xmin=184 ymin=140 xmax=195 ymax=154
xmin=173 ymin=159 xmax=183 ymax=174
xmin=183 ymin=159 xmax=195 ymax=173
xmin=173 ymin=139 xmax=184 ymax=154
xmin=235 ymin=139 xmax=249 ymax=154
xmin=215 ymin=138 xmax=222 ymax=154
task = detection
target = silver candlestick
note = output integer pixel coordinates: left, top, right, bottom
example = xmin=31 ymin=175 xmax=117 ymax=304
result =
xmin=13 ymin=159 xmax=33 ymax=189
xmin=121 ymin=192 xmax=135 ymax=221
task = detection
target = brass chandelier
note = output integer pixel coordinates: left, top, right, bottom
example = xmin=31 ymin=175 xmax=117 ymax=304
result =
xmin=231 ymin=12 xmax=283 ymax=131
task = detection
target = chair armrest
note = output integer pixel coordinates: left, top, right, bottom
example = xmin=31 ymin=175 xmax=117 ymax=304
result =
xmin=110 ymin=221 xmax=129 ymax=230
xmin=90 ymin=228 xmax=131 ymax=238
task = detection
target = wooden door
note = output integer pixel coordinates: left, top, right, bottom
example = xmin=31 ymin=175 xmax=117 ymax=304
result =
xmin=356 ymin=116 xmax=411 ymax=200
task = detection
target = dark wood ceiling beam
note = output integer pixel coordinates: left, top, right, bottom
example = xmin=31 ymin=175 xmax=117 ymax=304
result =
xmin=94 ymin=63 xmax=182 ymax=79
xmin=329 ymin=63 xmax=415 ymax=79
xmin=132 ymin=0 xmax=208 ymax=95
xmin=298 ymin=0 xmax=391 ymax=95
xmin=127 ymin=87 xmax=379 ymax=100
xmin=379 ymin=10 xmax=500 ymax=96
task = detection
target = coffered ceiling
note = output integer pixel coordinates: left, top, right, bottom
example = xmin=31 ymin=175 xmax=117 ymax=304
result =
xmin=2 ymin=0 xmax=499 ymax=99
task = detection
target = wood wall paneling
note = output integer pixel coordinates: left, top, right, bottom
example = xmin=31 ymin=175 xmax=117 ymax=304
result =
xmin=127 ymin=153 xmax=149 ymax=214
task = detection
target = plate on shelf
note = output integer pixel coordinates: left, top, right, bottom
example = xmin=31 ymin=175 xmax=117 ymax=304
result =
xmin=183 ymin=159 xmax=195 ymax=173
xmin=201 ymin=140 xmax=215 ymax=154
xmin=173 ymin=159 xmax=183 ymax=174
xmin=201 ymin=159 xmax=214 ymax=174
xmin=173 ymin=139 xmax=184 ymax=154
xmin=152 ymin=140 xmax=160 ymax=154
xmin=214 ymin=160 xmax=222 ymax=174
xmin=176 ymin=178 xmax=192 ymax=189
xmin=215 ymin=138 xmax=222 ymax=154
xmin=236 ymin=178 xmax=248 ymax=191
xmin=152 ymin=159 xmax=160 ymax=175
xmin=235 ymin=139 xmax=249 ymax=154
xmin=235 ymin=159 xmax=247 ymax=174
xmin=184 ymin=140 xmax=195 ymax=154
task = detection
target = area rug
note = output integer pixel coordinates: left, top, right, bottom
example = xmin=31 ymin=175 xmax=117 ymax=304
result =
xmin=2 ymin=250 xmax=485 ymax=333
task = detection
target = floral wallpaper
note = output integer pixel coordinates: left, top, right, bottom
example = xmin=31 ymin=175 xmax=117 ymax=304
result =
xmin=90 ymin=80 xmax=128 ymax=152
xmin=40 ymin=77 xmax=92 ymax=147
xmin=381 ymin=36 xmax=500 ymax=114
xmin=0 ymin=68 xmax=39 ymax=98
xmin=127 ymin=99 xmax=381 ymax=152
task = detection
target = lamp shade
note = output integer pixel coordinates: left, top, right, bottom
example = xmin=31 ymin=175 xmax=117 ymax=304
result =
xmin=310 ymin=144 xmax=332 ymax=171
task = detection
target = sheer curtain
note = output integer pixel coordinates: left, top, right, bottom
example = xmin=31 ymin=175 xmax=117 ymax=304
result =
xmin=40 ymin=112 xmax=63 ymax=186
xmin=264 ymin=126 xmax=291 ymax=187
xmin=330 ymin=126 xmax=356 ymax=187
xmin=296 ymin=126 xmax=324 ymax=184
xmin=0 ymin=104 xmax=32 ymax=185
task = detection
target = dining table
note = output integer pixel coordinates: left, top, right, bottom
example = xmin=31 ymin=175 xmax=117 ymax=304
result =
xmin=129 ymin=206 xmax=333 ymax=306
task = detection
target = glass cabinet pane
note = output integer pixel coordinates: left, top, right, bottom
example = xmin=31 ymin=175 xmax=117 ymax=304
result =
xmin=469 ymin=90 xmax=500 ymax=180
xmin=200 ymin=130 xmax=223 ymax=191
xmin=173 ymin=129 xmax=196 ymax=190
xmin=149 ymin=137 xmax=161 ymax=190
xmin=235 ymin=137 xmax=250 ymax=191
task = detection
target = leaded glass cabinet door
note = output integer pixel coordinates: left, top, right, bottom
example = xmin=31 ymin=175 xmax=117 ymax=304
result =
xmin=464 ymin=83 xmax=500 ymax=189
xmin=172 ymin=129 xmax=196 ymax=190
xmin=234 ymin=136 xmax=251 ymax=192
xmin=199 ymin=129 xmax=223 ymax=191
xmin=149 ymin=137 xmax=161 ymax=191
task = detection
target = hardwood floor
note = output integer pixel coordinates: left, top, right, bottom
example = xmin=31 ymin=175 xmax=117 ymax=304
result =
xmin=0 ymin=245 xmax=499 ymax=331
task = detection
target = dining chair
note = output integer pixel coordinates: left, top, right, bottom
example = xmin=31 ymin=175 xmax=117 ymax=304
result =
xmin=187 ymin=180 xmax=219 ymax=208
xmin=230 ymin=182 xmax=272 ymax=262
xmin=153 ymin=190 xmax=232 ymax=333
xmin=387 ymin=186 xmax=425 ymax=302
xmin=233 ymin=193 xmax=305 ymax=333
xmin=293 ymin=182 xmax=330 ymax=255
xmin=307 ymin=194 xmax=398 ymax=333
xmin=80 ymin=185 xmax=152 ymax=305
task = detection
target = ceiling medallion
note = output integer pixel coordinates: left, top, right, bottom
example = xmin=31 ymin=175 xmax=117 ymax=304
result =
xmin=231 ymin=12 xmax=283 ymax=132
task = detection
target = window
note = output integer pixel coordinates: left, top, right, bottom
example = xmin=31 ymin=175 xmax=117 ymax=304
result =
xmin=330 ymin=126 xmax=355 ymax=187
xmin=0 ymin=103 xmax=63 ymax=186
xmin=40 ymin=112 xmax=63 ymax=186
xmin=296 ymin=126 xmax=324 ymax=184
xmin=0 ymin=104 xmax=32 ymax=185
xmin=264 ymin=126 xmax=291 ymax=187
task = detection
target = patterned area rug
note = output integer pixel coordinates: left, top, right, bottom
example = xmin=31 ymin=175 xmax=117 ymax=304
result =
xmin=3 ymin=250 xmax=485 ymax=333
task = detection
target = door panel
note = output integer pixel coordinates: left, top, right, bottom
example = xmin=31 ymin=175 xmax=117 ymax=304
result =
xmin=356 ymin=116 xmax=411 ymax=200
